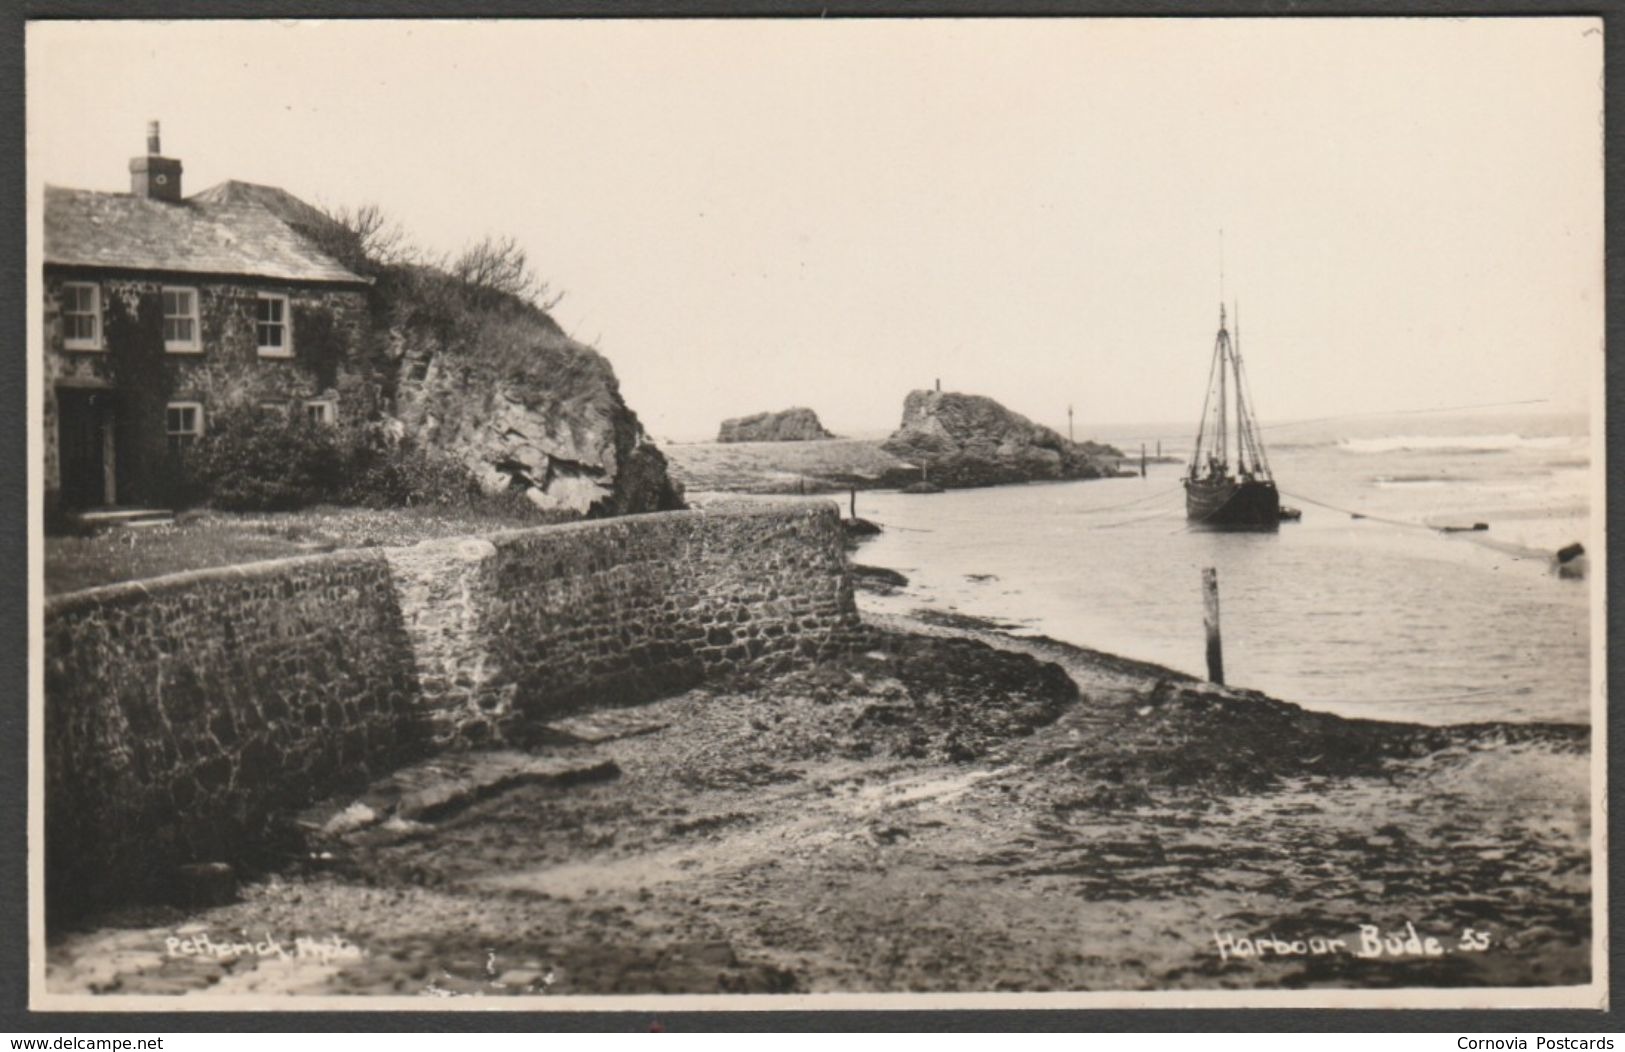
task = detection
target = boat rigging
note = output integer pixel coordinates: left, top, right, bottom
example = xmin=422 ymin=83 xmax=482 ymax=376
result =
xmin=1185 ymin=302 xmax=1283 ymax=529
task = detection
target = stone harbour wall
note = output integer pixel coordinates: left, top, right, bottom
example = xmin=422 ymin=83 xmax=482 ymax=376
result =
xmin=377 ymin=502 xmax=862 ymax=747
xmin=474 ymin=502 xmax=862 ymax=739
xmin=44 ymin=503 xmax=860 ymax=910
xmin=43 ymin=550 xmax=422 ymax=912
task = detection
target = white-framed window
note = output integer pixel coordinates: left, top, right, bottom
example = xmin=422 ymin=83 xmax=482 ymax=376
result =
xmin=61 ymin=282 xmax=102 ymax=350
xmin=255 ymin=293 xmax=292 ymax=358
xmin=166 ymin=401 xmax=205 ymax=454
xmin=258 ymin=400 xmax=290 ymax=417
xmin=162 ymin=286 xmax=201 ymax=352
xmin=303 ymin=399 xmax=337 ymax=427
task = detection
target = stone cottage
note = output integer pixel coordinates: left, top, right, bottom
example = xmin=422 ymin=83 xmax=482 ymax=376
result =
xmin=42 ymin=122 xmax=371 ymax=511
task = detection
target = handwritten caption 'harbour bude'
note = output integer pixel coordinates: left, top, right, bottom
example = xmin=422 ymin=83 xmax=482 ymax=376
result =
xmin=1213 ymin=922 xmax=1494 ymax=963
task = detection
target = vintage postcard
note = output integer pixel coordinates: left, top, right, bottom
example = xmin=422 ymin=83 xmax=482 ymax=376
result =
xmin=26 ymin=17 xmax=1606 ymax=1011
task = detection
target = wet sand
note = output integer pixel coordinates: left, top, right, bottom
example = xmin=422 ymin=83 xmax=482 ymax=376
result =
xmin=47 ymin=612 xmax=1590 ymax=998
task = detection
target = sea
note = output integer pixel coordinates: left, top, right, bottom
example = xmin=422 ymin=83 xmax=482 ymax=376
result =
xmin=844 ymin=409 xmax=1596 ymax=727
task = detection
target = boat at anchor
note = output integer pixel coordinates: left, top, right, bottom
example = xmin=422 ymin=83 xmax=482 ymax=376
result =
xmin=1185 ymin=303 xmax=1281 ymax=530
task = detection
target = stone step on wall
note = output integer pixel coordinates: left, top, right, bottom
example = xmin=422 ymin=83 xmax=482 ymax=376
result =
xmin=383 ymin=537 xmax=517 ymax=749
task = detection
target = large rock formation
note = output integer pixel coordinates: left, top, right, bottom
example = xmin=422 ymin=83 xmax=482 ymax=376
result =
xmin=717 ymin=407 xmax=836 ymax=443
xmin=250 ymin=192 xmax=683 ymax=519
xmin=881 ymin=389 xmax=1120 ymax=488
xmin=380 ymin=273 xmax=683 ymax=517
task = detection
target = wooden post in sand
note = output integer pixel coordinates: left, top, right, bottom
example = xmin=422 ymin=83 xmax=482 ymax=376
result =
xmin=1202 ymin=567 xmax=1225 ymax=685
xmin=849 ymin=487 xmax=857 ymax=518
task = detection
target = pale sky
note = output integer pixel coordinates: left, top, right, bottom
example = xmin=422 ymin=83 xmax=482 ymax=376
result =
xmin=28 ymin=18 xmax=1603 ymax=442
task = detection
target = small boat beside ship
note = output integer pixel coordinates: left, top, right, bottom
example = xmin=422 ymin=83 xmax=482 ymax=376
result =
xmin=1185 ymin=303 xmax=1283 ymax=530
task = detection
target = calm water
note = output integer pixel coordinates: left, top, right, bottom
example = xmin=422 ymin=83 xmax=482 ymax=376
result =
xmin=842 ymin=410 xmax=1594 ymax=726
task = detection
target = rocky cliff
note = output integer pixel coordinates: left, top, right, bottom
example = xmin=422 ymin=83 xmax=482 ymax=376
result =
xmin=717 ymin=407 xmax=836 ymax=443
xmin=880 ymin=390 xmax=1120 ymax=488
xmin=252 ymin=192 xmax=683 ymax=518
xmin=383 ymin=292 xmax=682 ymax=517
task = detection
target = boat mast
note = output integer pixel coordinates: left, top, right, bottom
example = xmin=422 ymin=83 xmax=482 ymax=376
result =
xmin=1232 ymin=300 xmax=1248 ymax=474
xmin=1216 ymin=304 xmax=1229 ymax=473
xmin=1218 ymin=233 xmax=1228 ymax=475
xmin=1233 ymin=305 xmax=1273 ymax=481
xmin=1230 ymin=300 xmax=1273 ymax=481
xmin=1188 ymin=323 xmax=1223 ymax=479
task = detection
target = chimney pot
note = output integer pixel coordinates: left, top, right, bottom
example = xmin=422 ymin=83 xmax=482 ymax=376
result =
xmin=130 ymin=121 xmax=181 ymax=202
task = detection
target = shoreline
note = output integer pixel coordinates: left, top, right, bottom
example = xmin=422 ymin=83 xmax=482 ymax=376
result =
xmin=45 ymin=594 xmax=1590 ymax=997
xmin=871 ymin=605 xmax=1590 ymax=739
xmin=665 ymin=438 xmax=1129 ymax=496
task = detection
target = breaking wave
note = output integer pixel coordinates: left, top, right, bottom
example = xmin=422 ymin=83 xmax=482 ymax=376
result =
xmin=1340 ymin=434 xmax=1577 ymax=455
xmin=1372 ymin=474 xmax=1457 ymax=487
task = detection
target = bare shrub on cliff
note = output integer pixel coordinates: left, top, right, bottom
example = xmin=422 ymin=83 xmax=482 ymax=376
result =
xmin=332 ymin=203 xmax=415 ymax=268
xmin=450 ymin=235 xmax=565 ymax=311
xmin=296 ymin=203 xmax=419 ymax=278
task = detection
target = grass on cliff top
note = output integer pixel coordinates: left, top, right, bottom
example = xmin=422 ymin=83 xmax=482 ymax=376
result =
xmin=45 ymin=504 xmax=569 ymax=595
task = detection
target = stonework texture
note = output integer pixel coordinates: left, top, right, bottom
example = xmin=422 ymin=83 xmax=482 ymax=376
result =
xmin=44 ymin=503 xmax=860 ymax=910
xmin=44 ymin=270 xmax=370 ymax=508
xmin=383 ymin=537 xmax=517 ymax=749
xmin=43 ymin=550 xmax=421 ymax=912
xmin=475 ymin=502 xmax=863 ymax=736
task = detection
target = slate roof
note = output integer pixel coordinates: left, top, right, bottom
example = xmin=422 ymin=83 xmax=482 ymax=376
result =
xmin=44 ymin=181 xmax=369 ymax=286
xmin=188 ymin=180 xmax=335 ymax=231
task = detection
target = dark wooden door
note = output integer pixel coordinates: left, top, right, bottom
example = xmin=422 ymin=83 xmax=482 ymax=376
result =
xmin=57 ymin=389 xmax=114 ymax=507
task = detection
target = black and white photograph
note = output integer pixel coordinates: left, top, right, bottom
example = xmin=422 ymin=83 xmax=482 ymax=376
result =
xmin=26 ymin=17 xmax=1605 ymax=1010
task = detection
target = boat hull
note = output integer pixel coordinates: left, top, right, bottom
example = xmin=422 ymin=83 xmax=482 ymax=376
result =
xmin=1185 ymin=478 xmax=1281 ymax=530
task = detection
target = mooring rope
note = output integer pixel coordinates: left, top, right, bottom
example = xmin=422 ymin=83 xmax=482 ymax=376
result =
xmin=1073 ymin=486 xmax=1184 ymax=516
xmin=1089 ymin=504 xmax=1186 ymax=530
xmin=1278 ymin=489 xmax=1434 ymax=532
xmin=1279 ymin=488 xmax=1559 ymax=563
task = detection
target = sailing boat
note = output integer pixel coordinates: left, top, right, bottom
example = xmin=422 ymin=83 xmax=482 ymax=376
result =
xmin=1185 ymin=303 xmax=1281 ymax=529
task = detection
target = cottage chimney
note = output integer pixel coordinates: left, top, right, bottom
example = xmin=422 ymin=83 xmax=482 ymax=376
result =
xmin=129 ymin=120 xmax=182 ymax=203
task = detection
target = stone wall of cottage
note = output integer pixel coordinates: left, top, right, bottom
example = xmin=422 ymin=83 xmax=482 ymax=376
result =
xmin=42 ymin=270 xmax=370 ymax=506
xmin=44 ymin=503 xmax=861 ymax=910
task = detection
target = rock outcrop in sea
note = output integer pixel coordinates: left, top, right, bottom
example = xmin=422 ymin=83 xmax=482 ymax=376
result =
xmin=717 ymin=407 xmax=836 ymax=443
xmin=881 ymin=389 xmax=1121 ymax=488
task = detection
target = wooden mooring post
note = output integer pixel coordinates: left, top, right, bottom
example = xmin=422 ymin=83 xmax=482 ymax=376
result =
xmin=1140 ymin=443 xmax=1147 ymax=477
xmin=849 ymin=486 xmax=857 ymax=518
xmin=1202 ymin=566 xmax=1224 ymax=685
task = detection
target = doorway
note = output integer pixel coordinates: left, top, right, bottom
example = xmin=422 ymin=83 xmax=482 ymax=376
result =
xmin=56 ymin=388 xmax=117 ymax=508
